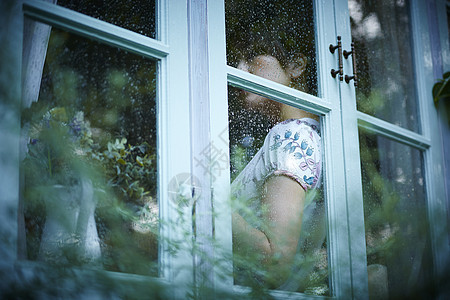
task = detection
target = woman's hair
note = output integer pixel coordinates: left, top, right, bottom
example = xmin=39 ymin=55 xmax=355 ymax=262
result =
xmin=225 ymin=0 xmax=317 ymax=94
xmin=232 ymin=30 xmax=312 ymax=94
xmin=241 ymin=31 xmax=290 ymax=69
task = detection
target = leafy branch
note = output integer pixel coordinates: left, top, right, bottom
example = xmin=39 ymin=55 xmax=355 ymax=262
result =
xmin=432 ymin=71 xmax=450 ymax=104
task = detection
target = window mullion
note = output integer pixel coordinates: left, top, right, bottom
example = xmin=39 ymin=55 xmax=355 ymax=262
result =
xmin=227 ymin=66 xmax=332 ymax=116
xmin=207 ymin=0 xmax=233 ymax=293
xmin=162 ymin=0 xmax=193 ymax=296
xmin=314 ymin=0 xmax=359 ymax=298
xmin=357 ymin=111 xmax=431 ymax=151
xmin=333 ymin=0 xmax=369 ymax=298
xmin=187 ymin=0 xmax=215 ymax=295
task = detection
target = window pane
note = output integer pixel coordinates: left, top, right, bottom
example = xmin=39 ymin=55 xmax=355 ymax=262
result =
xmin=349 ymin=0 xmax=420 ymax=132
xmin=21 ymin=22 xmax=158 ymax=276
xmin=359 ymin=129 xmax=433 ymax=299
xmin=226 ymin=0 xmax=318 ymax=96
xmin=228 ymin=85 xmax=328 ymax=295
xmin=57 ymin=0 xmax=157 ymax=39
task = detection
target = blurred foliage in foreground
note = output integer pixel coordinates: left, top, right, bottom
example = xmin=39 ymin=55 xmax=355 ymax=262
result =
xmin=19 ymin=24 xmax=160 ymax=277
xmin=22 ymin=105 xmax=158 ymax=274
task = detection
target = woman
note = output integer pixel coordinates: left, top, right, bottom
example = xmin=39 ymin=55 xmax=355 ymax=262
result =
xmin=230 ymin=51 xmax=323 ymax=289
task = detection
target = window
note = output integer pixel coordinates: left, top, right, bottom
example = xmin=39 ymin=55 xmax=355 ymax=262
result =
xmin=210 ymin=0 xmax=449 ymax=298
xmin=3 ymin=0 xmax=194 ymax=298
xmin=0 ymin=0 xmax=448 ymax=299
xmin=225 ymin=0 xmax=328 ymax=295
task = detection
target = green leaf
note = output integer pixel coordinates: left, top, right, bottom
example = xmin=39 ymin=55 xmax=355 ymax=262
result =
xmin=136 ymin=156 xmax=144 ymax=167
xmin=433 ymin=82 xmax=442 ymax=100
xmin=433 ymin=73 xmax=450 ymax=103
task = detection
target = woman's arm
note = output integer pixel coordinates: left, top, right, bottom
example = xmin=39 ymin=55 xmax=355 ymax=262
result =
xmin=232 ymin=175 xmax=305 ymax=287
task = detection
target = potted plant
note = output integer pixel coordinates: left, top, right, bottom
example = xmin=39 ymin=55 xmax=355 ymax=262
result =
xmin=23 ymin=107 xmax=102 ymax=264
xmin=23 ymin=105 xmax=158 ymax=272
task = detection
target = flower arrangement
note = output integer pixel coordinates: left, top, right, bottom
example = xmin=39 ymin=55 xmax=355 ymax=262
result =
xmin=24 ymin=107 xmax=94 ymax=186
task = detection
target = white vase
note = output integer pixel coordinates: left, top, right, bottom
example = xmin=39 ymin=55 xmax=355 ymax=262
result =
xmin=38 ymin=179 xmax=101 ymax=264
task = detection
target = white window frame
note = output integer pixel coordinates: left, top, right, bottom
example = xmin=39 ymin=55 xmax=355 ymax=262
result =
xmin=336 ymin=0 xmax=450 ymax=293
xmin=208 ymin=0 xmax=355 ymax=298
xmin=0 ymin=0 xmax=448 ymax=299
xmin=1 ymin=0 xmax=197 ymax=297
xmin=334 ymin=0 xmax=450 ymax=297
xmin=207 ymin=0 xmax=450 ymax=299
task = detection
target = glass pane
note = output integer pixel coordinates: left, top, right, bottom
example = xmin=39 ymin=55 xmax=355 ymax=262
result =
xmin=228 ymin=85 xmax=328 ymax=296
xmin=359 ymin=129 xmax=433 ymax=299
xmin=225 ymin=0 xmax=318 ymax=96
xmin=21 ymin=21 xmax=158 ymax=276
xmin=349 ymin=0 xmax=420 ymax=132
xmin=57 ymin=0 xmax=157 ymax=39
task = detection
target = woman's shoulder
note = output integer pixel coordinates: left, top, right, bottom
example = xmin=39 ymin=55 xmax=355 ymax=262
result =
xmin=275 ymin=118 xmax=320 ymax=132
xmin=267 ymin=118 xmax=320 ymax=141
xmin=263 ymin=117 xmax=322 ymax=191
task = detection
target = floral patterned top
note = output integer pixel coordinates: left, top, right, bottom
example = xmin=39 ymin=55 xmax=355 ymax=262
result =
xmin=231 ymin=118 xmax=327 ymax=293
xmin=231 ymin=118 xmax=322 ymax=230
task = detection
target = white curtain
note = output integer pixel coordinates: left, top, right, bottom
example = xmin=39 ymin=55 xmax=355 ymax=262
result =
xmin=21 ymin=0 xmax=56 ymax=108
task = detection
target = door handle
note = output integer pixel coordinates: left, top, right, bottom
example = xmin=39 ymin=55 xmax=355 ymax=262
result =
xmin=329 ymin=36 xmax=343 ymax=81
xmin=344 ymin=42 xmax=358 ymax=87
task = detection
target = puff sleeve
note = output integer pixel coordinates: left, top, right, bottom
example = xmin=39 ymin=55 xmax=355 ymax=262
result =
xmin=262 ymin=118 xmax=321 ymax=191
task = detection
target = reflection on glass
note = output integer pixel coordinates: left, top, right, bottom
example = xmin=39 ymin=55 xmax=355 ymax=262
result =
xmin=58 ymin=0 xmax=157 ymax=39
xmin=349 ymin=0 xmax=419 ymax=132
xmin=21 ymin=23 xmax=158 ymax=276
xmin=225 ymin=0 xmax=318 ymax=96
xmin=359 ymin=129 xmax=433 ymax=299
xmin=228 ymin=85 xmax=328 ymax=295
